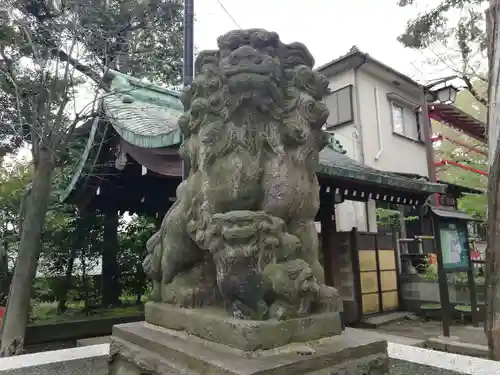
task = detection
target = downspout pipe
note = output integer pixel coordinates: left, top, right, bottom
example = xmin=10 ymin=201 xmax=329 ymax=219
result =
xmin=353 ymin=54 xmax=368 ymax=164
xmin=374 ymin=86 xmax=383 ymax=160
xmin=352 ymin=54 xmax=373 ymax=231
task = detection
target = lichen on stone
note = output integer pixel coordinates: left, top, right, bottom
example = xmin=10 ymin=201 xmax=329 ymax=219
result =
xmin=142 ymin=28 xmax=340 ymax=320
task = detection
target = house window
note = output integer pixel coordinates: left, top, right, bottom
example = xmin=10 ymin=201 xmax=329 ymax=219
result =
xmin=391 ymin=102 xmax=420 ymax=141
xmin=326 ymin=85 xmax=354 ymax=128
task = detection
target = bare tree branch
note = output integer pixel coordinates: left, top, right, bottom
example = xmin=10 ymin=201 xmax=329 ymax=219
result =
xmin=52 ymin=48 xmax=105 ymax=89
xmin=462 ymin=74 xmax=488 ymax=105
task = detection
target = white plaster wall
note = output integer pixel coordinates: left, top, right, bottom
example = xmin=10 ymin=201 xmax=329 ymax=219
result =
xmin=323 ymin=70 xmax=369 ymax=233
xmin=324 ymin=70 xmax=360 ymax=161
xmin=356 ymin=69 xmax=428 ymax=177
xmin=326 ymin=69 xmax=356 ymax=94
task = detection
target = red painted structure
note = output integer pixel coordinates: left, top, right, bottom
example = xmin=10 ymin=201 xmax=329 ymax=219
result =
xmin=427 ymin=102 xmax=487 ymax=205
xmin=428 ymin=102 xmax=486 ymax=143
xmin=430 ymin=134 xmax=487 ymax=157
xmin=433 ymin=159 xmax=488 ymax=177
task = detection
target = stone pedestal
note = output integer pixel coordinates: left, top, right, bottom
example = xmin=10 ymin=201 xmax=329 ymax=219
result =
xmin=108 ymin=303 xmax=389 ymax=375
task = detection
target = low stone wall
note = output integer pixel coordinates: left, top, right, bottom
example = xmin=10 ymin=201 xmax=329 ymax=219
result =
xmin=23 ymin=314 xmax=144 ymax=346
xmin=0 ymin=340 xmax=498 ymax=375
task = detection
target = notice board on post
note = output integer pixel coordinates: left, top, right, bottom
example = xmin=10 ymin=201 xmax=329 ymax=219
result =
xmin=439 ymin=221 xmax=469 ymax=271
xmin=430 ymin=205 xmax=480 ymax=338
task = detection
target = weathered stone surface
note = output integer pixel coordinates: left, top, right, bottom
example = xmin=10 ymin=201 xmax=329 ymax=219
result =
xmin=0 ymin=344 xmax=109 ymax=375
xmin=145 ymin=302 xmax=341 ymax=351
xmin=142 ymin=28 xmax=339 ymax=320
xmin=108 ymin=321 xmax=389 ymax=375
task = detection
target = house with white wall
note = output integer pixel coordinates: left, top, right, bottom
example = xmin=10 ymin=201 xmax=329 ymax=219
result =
xmin=316 ymin=47 xmax=430 ymax=233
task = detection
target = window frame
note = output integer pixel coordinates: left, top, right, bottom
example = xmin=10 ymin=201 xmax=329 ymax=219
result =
xmin=325 ymin=84 xmax=354 ymax=129
xmin=388 ymin=95 xmax=422 ymax=143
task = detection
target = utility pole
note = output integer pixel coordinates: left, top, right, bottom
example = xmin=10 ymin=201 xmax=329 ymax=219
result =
xmin=485 ymin=0 xmax=500 ymax=360
xmin=182 ymin=0 xmax=194 ymax=180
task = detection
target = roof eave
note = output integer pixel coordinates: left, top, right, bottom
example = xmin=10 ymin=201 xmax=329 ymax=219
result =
xmin=316 ymin=50 xmax=422 ymax=90
xmin=104 ymin=69 xmax=181 ymax=98
xmin=316 ymin=51 xmax=366 ymax=77
xmin=317 ymin=163 xmax=446 ymax=195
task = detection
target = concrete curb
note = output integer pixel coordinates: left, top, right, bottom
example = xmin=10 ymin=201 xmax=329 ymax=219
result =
xmin=426 ymin=336 xmax=489 ymax=358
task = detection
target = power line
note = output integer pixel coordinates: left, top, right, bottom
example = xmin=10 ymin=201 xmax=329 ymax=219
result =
xmin=215 ymin=0 xmax=241 ymax=29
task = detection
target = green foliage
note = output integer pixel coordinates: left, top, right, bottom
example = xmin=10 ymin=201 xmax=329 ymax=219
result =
xmin=0 ymin=0 xmax=184 ymax=161
xmin=398 ymin=0 xmax=485 ymax=50
xmin=118 ymin=215 xmax=156 ymax=298
xmin=420 ymin=257 xmax=439 ymax=281
xmin=29 ymin=300 xmax=143 ymax=323
xmin=0 ymin=159 xmax=31 ymax=226
xmin=0 ymin=0 xmax=183 ymax=325
xmin=1 ymin=0 xmax=183 ymax=300
xmin=419 ymin=256 xmax=485 ymax=284
xmin=376 ymin=207 xmax=419 ymax=230
xmin=0 ymin=159 xmax=31 ymax=304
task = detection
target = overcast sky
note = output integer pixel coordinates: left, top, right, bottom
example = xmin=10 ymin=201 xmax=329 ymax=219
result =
xmin=195 ymin=0 xmax=444 ymax=81
xmin=8 ymin=0 xmax=474 ymax=161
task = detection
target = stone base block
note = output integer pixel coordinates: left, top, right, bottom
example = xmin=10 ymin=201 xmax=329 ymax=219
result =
xmin=145 ymin=302 xmax=342 ymax=351
xmin=108 ymin=321 xmax=389 ymax=375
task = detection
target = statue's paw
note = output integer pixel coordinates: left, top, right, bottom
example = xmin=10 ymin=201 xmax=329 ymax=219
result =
xmin=269 ymin=300 xmax=291 ymax=321
xmin=297 ymin=294 xmax=315 ymax=317
xmin=232 ymin=300 xmax=249 ymax=320
xmin=231 ymin=300 xmax=268 ymax=320
xmin=315 ymin=284 xmax=341 ymax=313
xmin=255 ymin=300 xmax=269 ymax=320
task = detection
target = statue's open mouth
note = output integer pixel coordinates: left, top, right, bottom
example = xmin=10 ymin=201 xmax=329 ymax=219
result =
xmin=222 ymin=62 xmax=276 ymax=78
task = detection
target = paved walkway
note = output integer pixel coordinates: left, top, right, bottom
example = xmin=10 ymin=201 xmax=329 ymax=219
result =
xmin=345 ymin=327 xmax=426 ymax=347
xmin=372 ymin=319 xmax=488 ymax=347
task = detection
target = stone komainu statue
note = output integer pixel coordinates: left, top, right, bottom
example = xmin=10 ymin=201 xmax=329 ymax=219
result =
xmin=143 ymin=29 xmax=340 ymax=320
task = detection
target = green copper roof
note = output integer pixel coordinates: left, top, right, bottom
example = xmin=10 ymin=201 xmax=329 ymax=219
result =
xmin=102 ymin=70 xmax=183 ymax=148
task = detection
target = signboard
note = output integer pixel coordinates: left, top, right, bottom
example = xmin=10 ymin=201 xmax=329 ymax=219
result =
xmin=439 ymin=221 xmax=469 ymax=270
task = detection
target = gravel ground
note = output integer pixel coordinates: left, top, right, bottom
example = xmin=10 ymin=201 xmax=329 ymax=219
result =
xmin=390 ymin=359 xmax=465 ymax=375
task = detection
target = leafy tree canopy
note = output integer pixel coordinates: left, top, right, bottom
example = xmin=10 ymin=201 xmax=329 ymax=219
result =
xmin=0 ymin=0 xmax=184 ymax=158
xmin=397 ymin=0 xmax=488 ymax=105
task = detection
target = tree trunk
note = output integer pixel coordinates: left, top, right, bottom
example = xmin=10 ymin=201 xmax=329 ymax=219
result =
xmin=485 ymin=136 xmax=500 ymax=360
xmin=488 ymin=0 xmax=500 ymax=165
xmin=486 ymin=0 xmax=500 ymax=360
xmin=57 ymin=247 xmax=78 ymax=314
xmin=0 ymin=149 xmax=54 ymax=356
xmin=101 ymin=211 xmax=121 ymax=307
